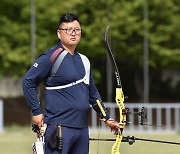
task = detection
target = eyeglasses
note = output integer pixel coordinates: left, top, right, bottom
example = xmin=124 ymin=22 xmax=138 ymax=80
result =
xmin=59 ymin=28 xmax=82 ymax=35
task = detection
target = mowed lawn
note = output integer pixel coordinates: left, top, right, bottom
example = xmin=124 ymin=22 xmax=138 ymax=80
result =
xmin=0 ymin=126 xmax=180 ymax=154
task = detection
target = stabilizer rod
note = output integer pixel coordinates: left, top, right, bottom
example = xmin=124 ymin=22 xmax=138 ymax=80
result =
xmin=90 ymin=136 xmax=180 ymax=145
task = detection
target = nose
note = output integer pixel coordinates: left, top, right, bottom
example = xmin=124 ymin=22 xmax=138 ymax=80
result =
xmin=71 ymin=29 xmax=76 ymax=35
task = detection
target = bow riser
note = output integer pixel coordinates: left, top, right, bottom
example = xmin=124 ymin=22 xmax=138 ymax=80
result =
xmin=116 ymin=88 xmax=126 ymax=127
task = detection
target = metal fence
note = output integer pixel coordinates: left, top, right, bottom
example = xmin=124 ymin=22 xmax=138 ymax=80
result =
xmin=1 ymin=101 xmax=179 ymax=133
xmin=89 ymin=103 xmax=180 ymax=133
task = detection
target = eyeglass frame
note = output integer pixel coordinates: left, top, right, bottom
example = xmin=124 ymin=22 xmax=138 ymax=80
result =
xmin=59 ymin=28 xmax=82 ymax=35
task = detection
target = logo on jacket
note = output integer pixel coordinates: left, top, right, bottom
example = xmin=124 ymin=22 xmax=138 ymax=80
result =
xmin=33 ymin=63 xmax=38 ymax=68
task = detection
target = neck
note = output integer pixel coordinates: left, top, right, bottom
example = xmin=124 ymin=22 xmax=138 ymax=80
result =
xmin=62 ymin=44 xmax=75 ymax=55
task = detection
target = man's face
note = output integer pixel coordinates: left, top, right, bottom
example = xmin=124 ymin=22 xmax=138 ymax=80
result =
xmin=57 ymin=20 xmax=81 ymax=48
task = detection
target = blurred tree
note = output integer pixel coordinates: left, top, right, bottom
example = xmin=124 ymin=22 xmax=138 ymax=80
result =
xmin=0 ymin=0 xmax=179 ymax=101
xmin=0 ymin=0 xmax=30 ymax=78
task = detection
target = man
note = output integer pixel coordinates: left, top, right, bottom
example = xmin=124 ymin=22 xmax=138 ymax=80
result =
xmin=23 ymin=13 xmax=121 ymax=154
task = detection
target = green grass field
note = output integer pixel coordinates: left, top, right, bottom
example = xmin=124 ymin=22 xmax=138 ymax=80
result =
xmin=0 ymin=126 xmax=180 ymax=154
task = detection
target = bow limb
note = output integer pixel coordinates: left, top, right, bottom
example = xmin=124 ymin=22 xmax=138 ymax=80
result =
xmin=111 ymin=132 xmax=122 ymax=154
xmin=104 ymin=26 xmax=127 ymax=154
xmin=111 ymin=88 xmax=125 ymax=154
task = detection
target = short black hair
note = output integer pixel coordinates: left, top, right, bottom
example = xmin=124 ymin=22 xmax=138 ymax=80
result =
xmin=58 ymin=13 xmax=80 ymax=28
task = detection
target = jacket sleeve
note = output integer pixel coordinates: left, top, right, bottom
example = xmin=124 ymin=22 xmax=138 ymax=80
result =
xmin=22 ymin=53 xmax=52 ymax=116
xmin=89 ymin=69 xmax=110 ymax=121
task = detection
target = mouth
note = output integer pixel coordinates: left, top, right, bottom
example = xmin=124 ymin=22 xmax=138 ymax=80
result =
xmin=70 ymin=38 xmax=76 ymax=41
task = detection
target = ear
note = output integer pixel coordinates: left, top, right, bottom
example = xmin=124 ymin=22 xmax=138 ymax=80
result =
xmin=57 ymin=30 xmax=61 ymax=40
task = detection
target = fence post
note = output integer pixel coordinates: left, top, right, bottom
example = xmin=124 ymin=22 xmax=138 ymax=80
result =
xmin=0 ymin=99 xmax=3 ymax=133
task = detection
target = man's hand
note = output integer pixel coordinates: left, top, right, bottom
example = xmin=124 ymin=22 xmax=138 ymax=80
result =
xmin=32 ymin=114 xmax=44 ymax=129
xmin=105 ymin=118 xmax=123 ymax=133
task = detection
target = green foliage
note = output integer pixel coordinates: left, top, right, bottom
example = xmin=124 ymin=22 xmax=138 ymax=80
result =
xmin=0 ymin=0 xmax=30 ymax=78
xmin=148 ymin=0 xmax=180 ymax=69
xmin=0 ymin=0 xmax=180 ymax=92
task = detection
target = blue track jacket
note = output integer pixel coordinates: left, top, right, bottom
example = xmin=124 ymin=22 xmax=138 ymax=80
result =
xmin=23 ymin=42 xmax=109 ymax=128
